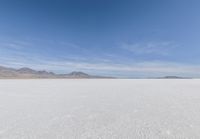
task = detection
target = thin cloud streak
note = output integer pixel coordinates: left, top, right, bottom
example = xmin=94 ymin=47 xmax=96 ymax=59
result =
xmin=121 ymin=41 xmax=178 ymax=55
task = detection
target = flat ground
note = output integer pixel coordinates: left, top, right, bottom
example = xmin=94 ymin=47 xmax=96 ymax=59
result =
xmin=0 ymin=79 xmax=199 ymax=139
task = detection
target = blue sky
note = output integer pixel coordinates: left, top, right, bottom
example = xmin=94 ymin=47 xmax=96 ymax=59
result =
xmin=1 ymin=0 xmax=200 ymax=77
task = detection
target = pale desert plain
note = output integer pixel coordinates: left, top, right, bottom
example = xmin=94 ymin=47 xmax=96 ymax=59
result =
xmin=0 ymin=79 xmax=200 ymax=139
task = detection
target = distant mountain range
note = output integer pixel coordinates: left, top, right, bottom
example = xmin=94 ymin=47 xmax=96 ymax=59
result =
xmin=0 ymin=65 xmax=191 ymax=79
xmin=157 ymin=76 xmax=191 ymax=79
xmin=0 ymin=66 xmax=113 ymax=79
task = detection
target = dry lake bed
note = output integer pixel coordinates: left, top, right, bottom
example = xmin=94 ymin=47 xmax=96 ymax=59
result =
xmin=0 ymin=79 xmax=200 ymax=139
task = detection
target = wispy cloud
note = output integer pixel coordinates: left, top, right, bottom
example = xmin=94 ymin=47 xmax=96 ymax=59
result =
xmin=0 ymin=41 xmax=28 ymax=50
xmin=120 ymin=41 xmax=178 ymax=55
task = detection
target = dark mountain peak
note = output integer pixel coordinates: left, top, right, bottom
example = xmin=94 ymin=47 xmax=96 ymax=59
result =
xmin=68 ymin=71 xmax=89 ymax=76
xmin=162 ymin=76 xmax=183 ymax=79
xmin=17 ymin=68 xmax=54 ymax=75
xmin=17 ymin=67 xmax=37 ymax=74
xmin=18 ymin=67 xmax=35 ymax=71
xmin=67 ymin=71 xmax=90 ymax=78
xmin=146 ymin=75 xmax=192 ymax=79
xmin=37 ymin=70 xmax=54 ymax=75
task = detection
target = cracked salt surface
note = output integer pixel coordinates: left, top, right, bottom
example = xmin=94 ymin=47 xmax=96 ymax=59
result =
xmin=0 ymin=79 xmax=200 ymax=138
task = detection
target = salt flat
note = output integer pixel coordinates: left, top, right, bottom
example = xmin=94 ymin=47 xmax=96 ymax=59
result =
xmin=0 ymin=79 xmax=200 ymax=139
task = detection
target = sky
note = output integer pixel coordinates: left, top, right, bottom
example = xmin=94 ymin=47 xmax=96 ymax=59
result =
xmin=0 ymin=0 xmax=200 ymax=77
